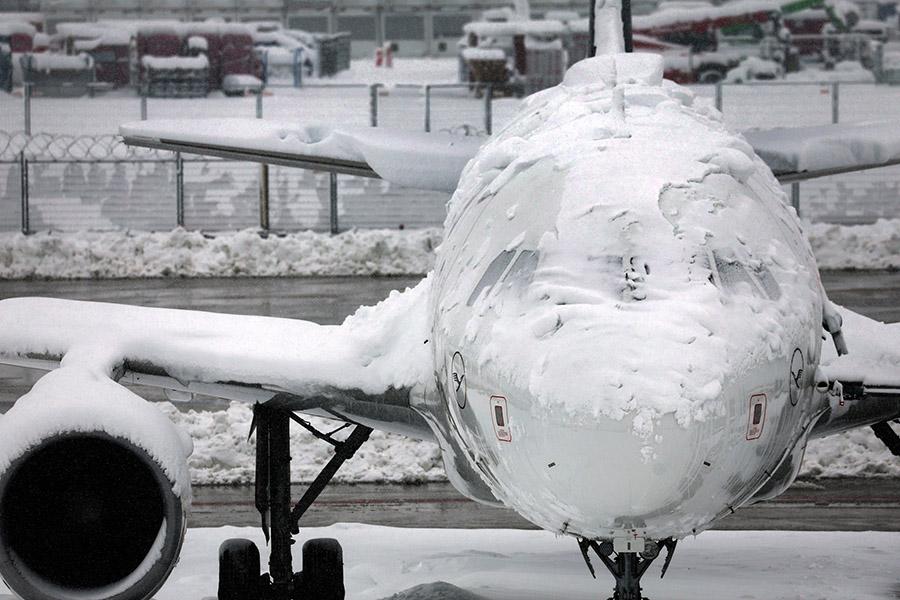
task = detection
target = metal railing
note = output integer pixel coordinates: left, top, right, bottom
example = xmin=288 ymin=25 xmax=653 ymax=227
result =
xmin=19 ymin=81 xmax=498 ymax=137
xmin=713 ymin=79 xmax=861 ymax=124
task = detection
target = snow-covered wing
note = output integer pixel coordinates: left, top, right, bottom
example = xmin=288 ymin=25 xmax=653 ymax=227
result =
xmin=816 ymin=307 xmax=900 ymax=436
xmin=820 ymin=307 xmax=900 ymax=390
xmin=743 ymin=122 xmax=900 ymax=183
xmin=120 ymin=119 xmax=483 ymax=193
xmin=0 ymin=279 xmax=434 ymax=439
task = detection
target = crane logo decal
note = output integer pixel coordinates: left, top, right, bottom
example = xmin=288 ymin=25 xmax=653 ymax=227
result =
xmin=451 ymin=351 xmax=467 ymax=409
xmin=789 ymin=348 xmax=803 ymax=406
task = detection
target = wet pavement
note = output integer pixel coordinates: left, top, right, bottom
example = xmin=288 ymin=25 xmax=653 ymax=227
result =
xmin=188 ymin=478 xmax=900 ymax=531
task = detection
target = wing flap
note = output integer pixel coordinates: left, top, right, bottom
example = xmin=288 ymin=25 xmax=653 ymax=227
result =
xmin=743 ymin=122 xmax=900 ymax=183
xmin=120 ymin=118 xmax=482 ymax=193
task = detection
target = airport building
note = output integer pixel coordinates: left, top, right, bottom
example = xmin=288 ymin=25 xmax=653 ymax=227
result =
xmin=0 ymin=0 xmax=665 ymax=57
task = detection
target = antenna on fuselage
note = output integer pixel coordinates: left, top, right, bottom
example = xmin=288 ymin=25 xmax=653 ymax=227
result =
xmin=588 ymin=0 xmax=634 ymax=57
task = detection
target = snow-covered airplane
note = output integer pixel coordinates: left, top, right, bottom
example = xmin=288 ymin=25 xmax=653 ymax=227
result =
xmin=2 ymin=2 xmax=900 ymax=599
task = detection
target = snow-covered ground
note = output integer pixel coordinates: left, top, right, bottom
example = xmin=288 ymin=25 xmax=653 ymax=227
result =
xmin=0 ymin=219 xmax=897 ymax=279
xmin=2 ymin=525 xmax=895 ymax=600
xmin=167 ymin=399 xmax=899 ymax=485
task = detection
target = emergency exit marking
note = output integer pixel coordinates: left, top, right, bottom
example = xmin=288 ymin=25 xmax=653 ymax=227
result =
xmin=746 ymin=393 xmax=767 ymax=440
xmin=490 ymin=395 xmax=512 ymax=442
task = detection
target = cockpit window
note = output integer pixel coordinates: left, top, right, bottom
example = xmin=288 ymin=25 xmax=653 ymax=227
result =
xmin=467 ymin=250 xmax=515 ymax=306
xmin=502 ymin=250 xmax=539 ymax=291
xmin=713 ymin=252 xmax=760 ymax=297
xmin=750 ymin=263 xmax=781 ymax=300
xmin=706 ymin=249 xmax=782 ymax=301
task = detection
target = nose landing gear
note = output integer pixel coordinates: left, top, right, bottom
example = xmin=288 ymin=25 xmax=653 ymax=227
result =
xmin=578 ymin=537 xmax=677 ymax=600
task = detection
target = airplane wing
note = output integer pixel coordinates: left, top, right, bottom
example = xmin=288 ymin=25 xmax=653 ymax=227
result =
xmin=742 ymin=122 xmax=900 ymax=183
xmin=120 ymin=119 xmax=483 ymax=194
xmin=812 ymin=306 xmax=900 ymax=445
xmin=0 ymin=277 xmax=435 ymax=440
xmin=122 ymin=119 xmax=900 ymax=192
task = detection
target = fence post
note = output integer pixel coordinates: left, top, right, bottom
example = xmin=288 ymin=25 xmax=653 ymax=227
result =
xmin=256 ymin=91 xmax=270 ymax=231
xmin=790 ymin=182 xmax=801 ymax=217
xmin=424 ymin=84 xmax=431 ymax=132
xmin=831 ymin=82 xmax=839 ymax=124
xmin=329 ymin=171 xmax=339 ymax=234
xmin=484 ymin=84 xmax=493 ymax=135
xmin=715 ymin=82 xmax=723 ymax=112
xmin=175 ymin=152 xmax=184 ymax=227
xmin=19 ymin=151 xmax=30 ymax=235
xmin=23 ymin=82 xmax=32 ymax=136
xmin=140 ymin=87 xmax=147 ymax=121
xmin=369 ymin=83 xmax=380 ymax=127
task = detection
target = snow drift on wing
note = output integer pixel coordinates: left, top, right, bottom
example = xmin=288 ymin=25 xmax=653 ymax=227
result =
xmin=0 ymin=275 xmax=433 ymax=396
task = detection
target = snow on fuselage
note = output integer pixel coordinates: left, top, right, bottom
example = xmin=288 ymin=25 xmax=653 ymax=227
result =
xmin=427 ymin=54 xmax=825 ymax=540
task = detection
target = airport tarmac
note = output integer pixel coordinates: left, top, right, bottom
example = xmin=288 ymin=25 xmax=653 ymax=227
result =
xmin=188 ymin=478 xmax=900 ymax=531
xmin=1 ymin=271 xmax=897 ymax=531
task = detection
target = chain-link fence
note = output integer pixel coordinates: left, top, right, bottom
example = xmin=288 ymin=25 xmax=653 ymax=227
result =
xmin=2 ymin=79 xmax=900 ymax=232
xmin=0 ymin=131 xmax=449 ymax=233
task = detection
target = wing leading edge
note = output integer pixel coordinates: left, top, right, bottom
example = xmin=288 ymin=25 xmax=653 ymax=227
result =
xmin=0 ymin=277 xmax=434 ymax=440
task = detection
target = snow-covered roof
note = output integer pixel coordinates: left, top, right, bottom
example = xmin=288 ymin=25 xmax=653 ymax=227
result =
xmin=187 ymin=35 xmax=208 ymax=51
xmin=634 ymin=0 xmax=778 ymax=32
xmin=0 ymin=21 xmax=36 ymax=37
xmin=56 ymin=22 xmax=132 ymax=45
xmin=141 ymin=54 xmax=209 ymax=70
xmin=25 ymin=52 xmax=93 ymax=71
xmin=463 ymin=20 xmax=567 ymax=37
xmin=253 ymin=30 xmax=303 ymax=49
xmin=461 ymin=47 xmax=507 ymax=61
xmin=93 ymin=19 xmax=254 ymax=37
xmin=568 ymin=17 xmax=590 ymax=33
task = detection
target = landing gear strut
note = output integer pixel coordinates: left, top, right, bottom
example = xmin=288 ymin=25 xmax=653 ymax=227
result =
xmin=578 ymin=538 xmax=677 ymax=600
xmin=217 ymin=400 xmax=372 ymax=600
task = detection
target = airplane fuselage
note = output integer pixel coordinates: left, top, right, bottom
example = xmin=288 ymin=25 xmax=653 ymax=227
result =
xmin=418 ymin=53 xmax=825 ymax=541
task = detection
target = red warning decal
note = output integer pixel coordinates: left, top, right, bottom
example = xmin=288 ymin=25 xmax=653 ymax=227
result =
xmin=746 ymin=393 xmax=767 ymax=441
xmin=490 ymin=395 xmax=512 ymax=442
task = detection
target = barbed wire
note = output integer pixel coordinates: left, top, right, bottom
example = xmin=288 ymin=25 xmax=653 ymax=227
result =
xmin=0 ymin=131 xmax=174 ymax=162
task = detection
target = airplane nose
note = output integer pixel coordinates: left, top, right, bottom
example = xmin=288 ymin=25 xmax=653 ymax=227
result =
xmin=497 ymin=410 xmax=717 ymax=539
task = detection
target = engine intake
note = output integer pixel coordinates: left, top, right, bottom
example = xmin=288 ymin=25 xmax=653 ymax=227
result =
xmin=0 ymin=433 xmax=184 ymax=600
xmin=0 ymin=367 xmax=191 ymax=600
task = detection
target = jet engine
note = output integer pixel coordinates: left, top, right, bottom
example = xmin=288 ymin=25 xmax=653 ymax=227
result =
xmin=0 ymin=367 xmax=192 ymax=600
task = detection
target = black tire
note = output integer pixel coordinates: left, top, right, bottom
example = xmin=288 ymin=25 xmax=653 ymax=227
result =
xmin=697 ymin=67 xmax=725 ymax=84
xmin=218 ymin=538 xmax=260 ymax=600
xmin=301 ymin=538 xmax=345 ymax=600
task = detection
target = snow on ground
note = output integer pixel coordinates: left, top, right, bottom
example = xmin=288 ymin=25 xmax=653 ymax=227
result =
xmin=806 ymin=219 xmax=900 ymax=270
xmin=2 ymin=525 xmax=895 ymax=600
xmin=168 ymin=399 xmax=898 ymax=485
xmin=160 ymin=402 xmax=444 ymax=485
xmin=0 ymin=228 xmax=442 ymax=279
xmin=306 ymin=57 xmax=459 ymax=86
xmin=0 ymin=219 xmax=897 ymax=279
xmin=784 ymin=61 xmax=877 ymax=83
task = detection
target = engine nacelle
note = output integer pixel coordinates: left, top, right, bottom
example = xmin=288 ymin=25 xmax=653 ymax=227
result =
xmin=0 ymin=367 xmax=192 ymax=600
